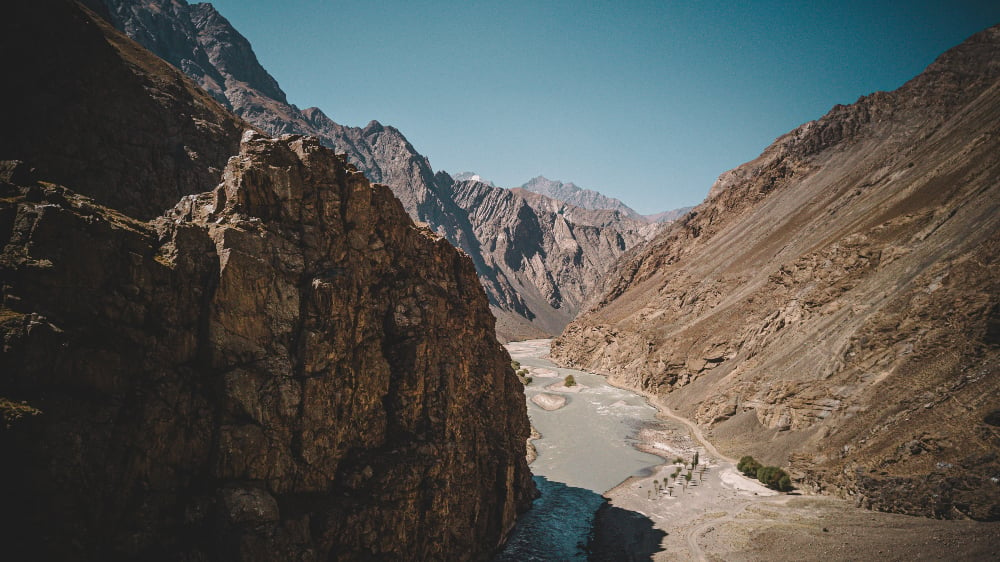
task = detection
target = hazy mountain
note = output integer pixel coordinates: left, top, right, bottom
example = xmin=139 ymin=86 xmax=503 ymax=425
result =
xmin=643 ymin=206 xmax=694 ymax=223
xmin=452 ymin=171 xmax=496 ymax=186
xmin=552 ymin=24 xmax=1000 ymax=520
xmin=99 ymin=0 xmax=654 ymax=341
xmin=520 ymin=176 xmax=643 ymax=220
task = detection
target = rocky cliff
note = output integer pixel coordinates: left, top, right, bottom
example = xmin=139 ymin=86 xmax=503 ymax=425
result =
xmin=99 ymin=0 xmax=652 ymax=341
xmin=1 ymin=1 xmax=533 ymax=559
xmin=553 ymin=25 xmax=1000 ymax=520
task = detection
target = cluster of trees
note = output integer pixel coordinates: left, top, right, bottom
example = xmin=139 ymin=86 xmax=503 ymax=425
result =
xmin=738 ymin=456 xmax=792 ymax=492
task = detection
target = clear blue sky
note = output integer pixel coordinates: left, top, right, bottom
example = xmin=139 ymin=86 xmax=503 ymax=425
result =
xmin=205 ymin=0 xmax=999 ymax=214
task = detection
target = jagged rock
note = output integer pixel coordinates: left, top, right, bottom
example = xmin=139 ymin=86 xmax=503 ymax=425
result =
xmin=99 ymin=0 xmax=656 ymax=341
xmin=552 ymin=24 xmax=1000 ymax=520
xmin=0 ymin=131 xmax=534 ymax=560
xmin=0 ymin=2 xmax=533 ymax=558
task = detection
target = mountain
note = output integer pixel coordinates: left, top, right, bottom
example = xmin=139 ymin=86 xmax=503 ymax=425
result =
xmin=0 ymin=0 xmax=245 ymax=220
xmin=98 ymin=0 xmax=653 ymax=341
xmin=520 ymin=176 xmax=644 ymax=220
xmin=552 ymin=25 xmax=1000 ymax=520
xmin=643 ymin=206 xmax=694 ymax=223
xmin=0 ymin=1 xmax=533 ymax=558
xmin=452 ymin=171 xmax=496 ymax=186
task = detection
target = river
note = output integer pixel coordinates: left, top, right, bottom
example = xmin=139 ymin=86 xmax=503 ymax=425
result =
xmin=495 ymin=339 xmax=667 ymax=561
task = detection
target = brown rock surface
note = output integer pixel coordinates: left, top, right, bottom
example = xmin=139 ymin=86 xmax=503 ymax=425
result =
xmin=0 ymin=1 xmax=533 ymax=559
xmin=0 ymin=131 xmax=533 ymax=559
xmin=98 ymin=0 xmax=656 ymax=341
xmin=552 ymin=25 xmax=1000 ymax=519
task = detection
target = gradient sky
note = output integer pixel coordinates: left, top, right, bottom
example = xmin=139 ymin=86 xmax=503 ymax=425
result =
xmin=205 ymin=0 xmax=999 ymax=214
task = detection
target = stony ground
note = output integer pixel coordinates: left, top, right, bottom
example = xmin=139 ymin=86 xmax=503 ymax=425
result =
xmin=600 ymin=399 xmax=1000 ymax=561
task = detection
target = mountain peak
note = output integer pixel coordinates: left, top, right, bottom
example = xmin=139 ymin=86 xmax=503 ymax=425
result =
xmin=521 ymin=176 xmax=640 ymax=219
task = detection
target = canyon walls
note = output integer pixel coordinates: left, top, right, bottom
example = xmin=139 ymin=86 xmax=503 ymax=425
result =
xmin=1 ymin=1 xmax=534 ymax=559
xmin=553 ymin=25 xmax=1000 ymax=520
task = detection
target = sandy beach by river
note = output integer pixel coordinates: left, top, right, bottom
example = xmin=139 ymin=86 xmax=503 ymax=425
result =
xmin=509 ymin=339 xmax=1000 ymax=561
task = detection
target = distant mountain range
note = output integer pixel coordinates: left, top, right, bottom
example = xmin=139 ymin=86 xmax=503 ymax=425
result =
xmin=519 ymin=176 xmax=693 ymax=224
xmin=97 ymin=0 xmax=660 ymax=341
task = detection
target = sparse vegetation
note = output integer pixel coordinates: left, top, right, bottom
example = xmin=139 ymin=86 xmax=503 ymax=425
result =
xmin=738 ymin=455 xmax=762 ymax=477
xmin=564 ymin=374 xmax=576 ymax=387
xmin=738 ymin=455 xmax=793 ymax=491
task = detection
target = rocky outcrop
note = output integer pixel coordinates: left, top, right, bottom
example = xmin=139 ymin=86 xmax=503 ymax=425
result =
xmin=1 ymin=1 xmax=533 ymax=558
xmin=552 ymin=25 xmax=1000 ymax=520
xmin=99 ymin=0 xmax=654 ymax=341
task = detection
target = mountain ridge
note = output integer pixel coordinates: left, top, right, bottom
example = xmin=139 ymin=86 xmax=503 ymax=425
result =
xmin=99 ymin=0 xmax=651 ymax=341
xmin=552 ymin=23 xmax=1000 ymax=520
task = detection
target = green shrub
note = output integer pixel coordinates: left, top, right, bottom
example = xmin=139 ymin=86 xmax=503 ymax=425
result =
xmin=737 ymin=456 xmax=762 ymax=477
xmin=564 ymin=374 xmax=576 ymax=387
xmin=524 ymin=377 xmax=533 ymax=385
xmin=777 ymin=474 xmax=792 ymax=492
xmin=511 ymin=360 xmax=520 ymax=370
xmin=756 ymin=465 xmax=792 ymax=491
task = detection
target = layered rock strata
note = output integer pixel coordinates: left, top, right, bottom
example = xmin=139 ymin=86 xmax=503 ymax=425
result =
xmin=553 ymin=25 xmax=1000 ymax=520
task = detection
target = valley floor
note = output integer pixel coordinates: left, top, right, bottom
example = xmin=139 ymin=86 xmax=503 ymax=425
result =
xmin=594 ymin=379 xmax=1000 ymax=561
xmin=507 ymin=339 xmax=1000 ymax=560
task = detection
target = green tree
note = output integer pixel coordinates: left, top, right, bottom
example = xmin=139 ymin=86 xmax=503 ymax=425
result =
xmin=564 ymin=374 xmax=576 ymax=387
xmin=777 ymin=474 xmax=792 ymax=492
xmin=738 ymin=456 xmax=762 ymax=477
xmin=693 ymin=451 xmax=699 ymax=466
xmin=756 ymin=466 xmax=792 ymax=491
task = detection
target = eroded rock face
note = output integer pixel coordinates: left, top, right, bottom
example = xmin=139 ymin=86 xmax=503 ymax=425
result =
xmin=553 ymin=25 xmax=1000 ymax=520
xmin=0 ymin=132 xmax=534 ymax=559
xmin=1 ymin=1 xmax=533 ymax=557
xmin=99 ymin=0 xmax=656 ymax=341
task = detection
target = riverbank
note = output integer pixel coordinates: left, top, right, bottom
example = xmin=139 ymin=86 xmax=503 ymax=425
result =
xmin=563 ymin=355 xmax=1000 ymax=560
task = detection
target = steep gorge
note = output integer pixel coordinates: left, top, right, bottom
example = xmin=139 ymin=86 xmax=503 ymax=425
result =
xmin=97 ymin=0 xmax=654 ymax=341
xmin=1 ymin=1 xmax=533 ymax=559
xmin=553 ymin=25 xmax=1000 ymax=520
